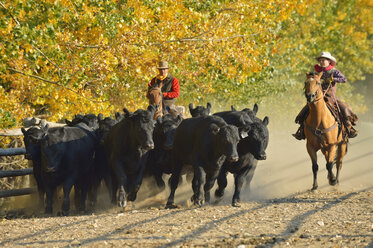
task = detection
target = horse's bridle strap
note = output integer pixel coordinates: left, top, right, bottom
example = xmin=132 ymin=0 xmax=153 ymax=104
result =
xmin=305 ymin=122 xmax=338 ymax=136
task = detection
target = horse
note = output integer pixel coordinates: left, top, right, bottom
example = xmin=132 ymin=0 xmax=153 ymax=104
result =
xmin=303 ymin=71 xmax=348 ymax=190
xmin=148 ymin=83 xmax=163 ymax=119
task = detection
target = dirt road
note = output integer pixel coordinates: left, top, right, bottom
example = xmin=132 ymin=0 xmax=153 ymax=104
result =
xmin=0 ymin=122 xmax=372 ymax=247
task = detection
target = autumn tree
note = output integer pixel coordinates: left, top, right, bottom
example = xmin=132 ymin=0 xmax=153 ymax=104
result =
xmin=1 ymin=0 xmax=372 ymax=128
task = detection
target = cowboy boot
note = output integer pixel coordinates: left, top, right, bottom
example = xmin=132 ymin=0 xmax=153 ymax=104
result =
xmin=292 ymin=124 xmax=305 ymax=140
xmin=347 ymin=126 xmax=358 ymax=138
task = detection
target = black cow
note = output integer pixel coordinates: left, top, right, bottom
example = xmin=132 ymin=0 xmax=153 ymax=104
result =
xmin=65 ymin=113 xmax=101 ymax=130
xmin=166 ymin=115 xmax=248 ymax=208
xmin=104 ymin=105 xmax=156 ymax=207
xmin=29 ymin=122 xmax=98 ymax=215
xmin=145 ymin=114 xmax=183 ymax=190
xmin=22 ymin=124 xmax=50 ymax=208
xmin=215 ymin=116 xmax=269 ymax=207
xmin=231 ymin=103 xmax=260 ymax=122
xmin=214 ymin=109 xmax=253 ymax=126
xmin=189 ymin=102 xmax=211 ymax=117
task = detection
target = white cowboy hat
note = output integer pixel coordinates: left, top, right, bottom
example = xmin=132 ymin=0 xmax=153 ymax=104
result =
xmin=316 ymin=52 xmax=336 ymax=65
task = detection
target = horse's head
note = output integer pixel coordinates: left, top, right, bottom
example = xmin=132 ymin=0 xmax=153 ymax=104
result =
xmin=148 ymin=85 xmax=163 ymax=119
xmin=148 ymin=86 xmax=163 ymax=105
xmin=304 ymin=72 xmax=323 ymax=103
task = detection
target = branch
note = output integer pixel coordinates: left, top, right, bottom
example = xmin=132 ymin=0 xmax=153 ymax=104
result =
xmin=0 ymin=1 xmax=20 ymax=26
xmin=151 ymin=34 xmax=256 ymax=46
xmin=8 ymin=68 xmax=108 ymax=103
xmin=31 ymin=44 xmax=71 ymax=75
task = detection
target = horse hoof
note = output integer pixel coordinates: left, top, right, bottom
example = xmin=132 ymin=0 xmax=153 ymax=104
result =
xmin=311 ymin=186 xmax=318 ymax=191
xmin=329 ymin=180 xmax=338 ymax=186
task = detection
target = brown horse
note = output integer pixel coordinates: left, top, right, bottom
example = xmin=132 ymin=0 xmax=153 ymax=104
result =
xmin=148 ymin=83 xmax=163 ymax=119
xmin=303 ymin=72 xmax=348 ymax=190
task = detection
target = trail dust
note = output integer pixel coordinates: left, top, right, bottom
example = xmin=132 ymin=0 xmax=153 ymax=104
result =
xmin=1 ymin=95 xmax=373 ymax=247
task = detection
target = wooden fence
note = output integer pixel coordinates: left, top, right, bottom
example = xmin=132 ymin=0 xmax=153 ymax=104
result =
xmin=0 ymin=147 xmax=37 ymax=199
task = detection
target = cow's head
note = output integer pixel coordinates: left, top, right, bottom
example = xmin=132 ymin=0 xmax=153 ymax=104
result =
xmin=189 ymin=102 xmax=211 ymax=117
xmin=243 ymin=116 xmax=269 ymax=160
xmin=154 ymin=114 xmax=183 ymax=150
xmin=21 ymin=124 xmax=49 ymax=160
xmin=98 ymin=116 xmax=118 ymax=144
xmin=210 ymin=124 xmax=240 ymax=162
xmin=239 ymin=103 xmax=259 ymax=122
xmin=130 ymin=105 xmax=156 ymax=150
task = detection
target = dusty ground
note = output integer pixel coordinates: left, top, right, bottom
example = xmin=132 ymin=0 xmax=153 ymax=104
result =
xmin=0 ymin=121 xmax=372 ymax=248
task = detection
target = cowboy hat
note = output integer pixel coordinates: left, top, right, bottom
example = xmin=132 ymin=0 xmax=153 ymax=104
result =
xmin=316 ymin=52 xmax=336 ymax=65
xmin=157 ymin=61 xmax=169 ymax=69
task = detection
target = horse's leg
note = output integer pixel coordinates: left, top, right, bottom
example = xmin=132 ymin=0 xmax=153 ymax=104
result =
xmin=306 ymin=143 xmax=319 ymax=190
xmin=335 ymin=140 xmax=348 ymax=184
xmin=325 ymin=145 xmax=338 ymax=186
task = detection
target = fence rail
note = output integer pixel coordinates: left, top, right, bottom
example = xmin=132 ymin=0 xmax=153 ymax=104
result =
xmin=0 ymin=147 xmax=35 ymax=198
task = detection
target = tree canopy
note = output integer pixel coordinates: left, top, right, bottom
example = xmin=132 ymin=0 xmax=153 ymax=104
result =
xmin=1 ymin=0 xmax=372 ymax=128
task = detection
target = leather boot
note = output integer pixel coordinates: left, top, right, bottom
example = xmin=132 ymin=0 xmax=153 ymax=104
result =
xmin=292 ymin=125 xmax=305 ymax=140
xmin=348 ymin=126 xmax=358 ymax=138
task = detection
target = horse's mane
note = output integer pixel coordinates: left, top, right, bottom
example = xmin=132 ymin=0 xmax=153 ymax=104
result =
xmin=307 ymin=72 xmax=318 ymax=76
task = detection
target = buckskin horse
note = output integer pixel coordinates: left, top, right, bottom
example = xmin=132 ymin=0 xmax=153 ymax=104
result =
xmin=148 ymin=83 xmax=163 ymax=119
xmin=303 ymin=72 xmax=348 ymax=190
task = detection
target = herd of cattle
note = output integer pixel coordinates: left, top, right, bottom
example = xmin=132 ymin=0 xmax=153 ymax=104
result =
xmin=21 ymin=103 xmax=269 ymax=215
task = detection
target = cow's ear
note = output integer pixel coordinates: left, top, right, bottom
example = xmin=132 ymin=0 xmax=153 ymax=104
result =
xmin=210 ymin=123 xmax=220 ymax=135
xmin=253 ymin=103 xmax=259 ymax=114
xmin=263 ymin=116 xmax=269 ymax=126
xmin=238 ymin=126 xmax=251 ymax=139
xmin=176 ymin=114 xmax=183 ymax=123
xmin=123 ymin=107 xmax=132 ymax=117
xmin=231 ymin=105 xmax=237 ymax=111
xmin=39 ymin=119 xmax=47 ymax=128
xmin=165 ymin=105 xmax=171 ymax=113
xmin=98 ymin=113 xmax=104 ymax=121
xmin=147 ymin=104 xmax=156 ymax=114
xmin=206 ymin=102 xmax=211 ymax=110
xmin=21 ymin=127 xmax=27 ymax=135
xmin=115 ymin=112 xmax=122 ymax=120
xmin=188 ymin=103 xmax=194 ymax=112
xmin=156 ymin=115 xmax=162 ymax=125
xmin=41 ymin=124 xmax=49 ymax=136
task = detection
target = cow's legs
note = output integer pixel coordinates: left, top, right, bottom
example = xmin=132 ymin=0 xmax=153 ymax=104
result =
xmin=204 ymin=170 xmax=219 ymax=204
xmin=232 ymin=167 xmax=250 ymax=207
xmin=306 ymin=143 xmax=319 ymax=190
xmin=62 ymin=178 xmax=75 ymax=216
xmin=109 ymin=170 xmax=118 ymax=205
xmin=215 ymin=167 xmax=228 ymax=201
xmin=191 ymin=165 xmax=205 ymax=206
xmin=243 ymin=162 xmax=257 ymax=193
xmin=128 ymin=161 xmax=147 ymax=202
xmin=112 ymin=161 xmax=127 ymax=207
xmin=166 ymin=166 xmax=182 ymax=209
xmin=45 ymin=187 xmax=54 ymax=214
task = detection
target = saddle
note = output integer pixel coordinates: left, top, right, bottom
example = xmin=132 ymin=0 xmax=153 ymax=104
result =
xmin=325 ymin=102 xmax=346 ymax=138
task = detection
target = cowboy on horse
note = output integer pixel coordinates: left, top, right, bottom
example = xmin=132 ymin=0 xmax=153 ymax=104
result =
xmin=293 ymin=52 xmax=358 ymax=140
xmin=146 ymin=61 xmax=180 ymax=117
